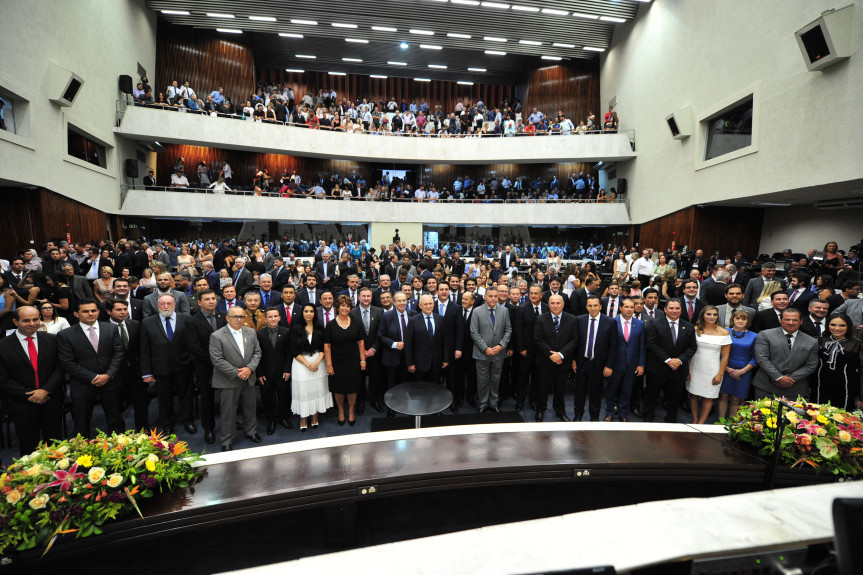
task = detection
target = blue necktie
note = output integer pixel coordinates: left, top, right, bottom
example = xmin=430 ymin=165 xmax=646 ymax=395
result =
xmin=165 ymin=317 xmax=173 ymax=340
xmin=262 ymin=292 xmax=268 ymax=307
xmin=587 ymin=318 xmax=595 ymax=359
xmin=426 ymin=315 xmax=434 ymax=337
xmin=553 ymin=315 xmax=560 ymax=335
xmin=490 ymin=309 xmax=496 ymax=327
xmin=235 ymin=270 xmax=241 ymax=285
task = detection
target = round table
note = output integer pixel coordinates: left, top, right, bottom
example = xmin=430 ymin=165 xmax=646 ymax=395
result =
xmin=384 ymin=381 xmax=453 ymax=429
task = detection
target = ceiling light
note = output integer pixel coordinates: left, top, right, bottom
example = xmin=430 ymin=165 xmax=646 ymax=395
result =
xmin=583 ymin=46 xmax=605 ymax=52
xmin=752 ymin=202 xmax=792 ymax=207
xmin=428 ymin=64 xmax=448 ymax=69
xmin=553 ymin=42 xmax=575 ymax=48
xmin=414 ymin=78 xmax=432 ymax=82
xmin=600 ymin=16 xmax=626 ymax=23
xmin=161 ymin=10 xmax=190 ymax=16
xmin=346 ymin=38 xmax=369 ymax=43
xmin=206 ymin=13 xmax=234 ymax=18
xmin=457 ymin=81 xmax=474 ymax=85
xmin=329 ymin=72 xmax=347 ymax=76
xmin=452 ymin=0 xmax=480 ymax=4
xmin=410 ymin=29 xmax=434 ymax=35
xmin=447 ymin=33 xmax=472 ymax=38
xmin=332 ymin=22 xmax=358 ymax=28
xmin=216 ymin=28 xmax=242 ymax=34
xmin=482 ymin=2 xmax=510 ymax=8
xmin=484 ymin=50 xmax=506 ymax=55
xmin=400 ymin=42 xmax=409 ymax=48
xmin=512 ymin=6 xmax=540 ymax=12
xmin=249 ymin=16 xmax=276 ymax=22
xmin=296 ymin=54 xmax=316 ymax=58
xmin=484 ymin=36 xmax=507 ymax=42
xmin=285 ymin=68 xmax=305 ymax=73
xmin=388 ymin=61 xmax=408 ymax=66
xmin=370 ymin=74 xmax=388 ymax=78
xmin=572 ymin=12 xmax=599 ymax=20
xmin=541 ymin=55 xmax=562 ymax=60
xmin=542 ymin=8 xmax=568 ymax=16
xmin=420 ymin=44 xmax=442 ymax=50
xmin=343 ymin=57 xmax=363 ymax=62
xmin=372 ymin=26 xmax=397 ymax=32
xmin=291 ymin=19 xmax=317 ymax=25
xmin=467 ymin=67 xmax=487 ymax=72
xmin=279 ymin=33 xmax=303 ymax=38
xmin=519 ymin=40 xmax=542 ymax=45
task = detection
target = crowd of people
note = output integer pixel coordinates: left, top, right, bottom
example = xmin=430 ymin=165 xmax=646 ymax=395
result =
xmin=0 ymin=236 xmax=860 ymax=455
xmin=128 ymin=76 xmax=620 ymax=137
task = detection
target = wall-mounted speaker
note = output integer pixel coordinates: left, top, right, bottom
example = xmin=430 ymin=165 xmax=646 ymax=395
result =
xmin=118 ymin=75 xmax=133 ymax=95
xmin=795 ymin=4 xmax=853 ymax=71
xmin=665 ymin=105 xmax=692 ymax=140
xmin=48 ymin=62 xmax=85 ymax=107
xmin=125 ymin=159 xmax=139 ymax=179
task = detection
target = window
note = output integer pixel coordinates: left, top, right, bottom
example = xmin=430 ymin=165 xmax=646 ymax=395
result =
xmin=68 ymin=128 xmax=107 ymax=168
xmin=704 ymin=96 xmax=753 ymax=161
xmin=0 ymin=96 xmax=14 ymax=134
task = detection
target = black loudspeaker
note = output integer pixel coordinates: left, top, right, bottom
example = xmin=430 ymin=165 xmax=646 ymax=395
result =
xmin=119 ymin=75 xmax=133 ymax=94
xmin=617 ymin=178 xmax=627 ymax=197
xmin=125 ymin=159 xmax=139 ymax=179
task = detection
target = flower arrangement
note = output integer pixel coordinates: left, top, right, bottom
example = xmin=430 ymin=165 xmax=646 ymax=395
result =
xmin=0 ymin=430 xmax=204 ymax=555
xmin=722 ymin=397 xmax=863 ymax=477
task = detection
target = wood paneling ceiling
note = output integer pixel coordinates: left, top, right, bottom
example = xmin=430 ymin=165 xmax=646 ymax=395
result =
xmin=147 ymin=0 xmax=644 ymax=81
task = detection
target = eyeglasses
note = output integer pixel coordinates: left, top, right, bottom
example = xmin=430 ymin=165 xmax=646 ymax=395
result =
xmin=228 ymin=315 xmax=245 ymax=320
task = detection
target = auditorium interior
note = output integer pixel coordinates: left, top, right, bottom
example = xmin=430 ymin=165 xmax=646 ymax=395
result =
xmin=1 ymin=0 xmax=862 ymax=573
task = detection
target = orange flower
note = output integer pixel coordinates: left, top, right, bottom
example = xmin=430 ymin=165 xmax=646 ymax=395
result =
xmin=172 ymin=442 xmax=189 ymax=457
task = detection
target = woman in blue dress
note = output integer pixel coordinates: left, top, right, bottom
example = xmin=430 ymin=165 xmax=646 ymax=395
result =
xmin=718 ymin=309 xmax=758 ymax=419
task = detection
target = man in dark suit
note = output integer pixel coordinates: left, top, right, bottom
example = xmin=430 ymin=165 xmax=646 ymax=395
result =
xmin=406 ymin=294 xmax=451 ymax=385
xmin=79 ymin=249 xmax=112 ymax=282
xmin=570 ymin=276 xmax=599 ymax=316
xmin=257 ymin=307 xmax=293 ymax=434
xmin=131 ymin=244 xmax=149 ymax=278
xmin=140 ymin=293 xmax=195 ymax=435
xmin=453 ymin=291 xmax=477 ymax=409
xmin=313 ymin=252 xmax=336 ymax=292
xmin=270 ymin=257 xmax=290 ymax=292
xmin=231 ymin=259 xmax=254 ymax=299
xmin=600 ymin=282 xmax=623 ymax=317
xmin=532 ymin=294 xmax=578 ymax=422
xmin=434 ymin=283 xmax=463 ymax=412
xmin=296 ymin=274 xmax=324 ymax=307
xmin=98 ymin=277 xmax=143 ymax=321
xmin=212 ymin=241 xmax=230 ymax=273
xmin=643 ymin=298 xmax=698 ymax=423
xmin=450 ymin=252 xmax=466 ymax=278
xmin=186 ymin=289 xmax=226 ymax=444
xmin=315 ymin=292 xmax=337 ymax=327
xmin=681 ymin=279 xmax=705 ymax=323
xmin=800 ymin=299 xmax=829 ymax=339
xmin=57 ymin=299 xmax=126 ymax=437
xmin=378 ymin=292 xmax=415 ymax=414
xmin=372 ymin=275 xmax=397 ymax=308
xmin=751 ymin=291 xmax=789 ymax=333
xmin=726 ymin=263 xmax=750 ymax=289
xmin=787 ymin=273 xmax=815 ymax=313
xmin=542 ymin=277 xmax=570 ymax=309
xmin=701 ymin=270 xmax=732 ymax=306
xmin=338 ymin=274 xmax=362 ymax=307
xmin=500 ymin=245 xmax=518 ymax=270
xmin=515 ymin=284 xmax=548 ymax=412
xmin=104 ymin=298 xmax=147 ymax=432
xmin=607 ymin=299 xmax=646 ymax=422
xmin=143 ymin=169 xmax=156 ymax=189
xmin=277 ymin=286 xmax=303 ymax=330
xmin=0 ymin=306 xmax=65 ymax=455
xmin=216 ymin=285 xmax=245 ymax=313
xmin=257 ymin=273 xmax=279 ymax=310
xmin=3 ymin=257 xmax=27 ymax=290
xmin=573 ymin=296 xmax=618 ymax=421
xmin=350 ymin=287 xmax=383 ymax=414
xmin=743 ymin=262 xmax=785 ymax=308
xmin=641 ymin=288 xmax=666 ymax=322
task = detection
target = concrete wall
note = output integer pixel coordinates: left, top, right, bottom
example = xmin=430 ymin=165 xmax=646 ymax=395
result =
xmin=370 ymin=223 xmax=424 ymax=252
xmin=759 ymin=206 xmax=863 ymax=255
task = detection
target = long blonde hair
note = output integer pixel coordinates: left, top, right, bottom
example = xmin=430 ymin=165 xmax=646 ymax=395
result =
xmin=757 ymin=280 xmax=782 ymax=304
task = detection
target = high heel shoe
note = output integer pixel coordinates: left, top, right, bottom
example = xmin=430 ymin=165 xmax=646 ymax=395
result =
xmin=300 ymin=425 xmax=308 ymax=432
xmin=311 ymin=421 xmax=318 ymax=429
xmin=338 ymin=418 xmax=346 ymax=426
xmin=348 ymin=418 xmax=356 ymax=427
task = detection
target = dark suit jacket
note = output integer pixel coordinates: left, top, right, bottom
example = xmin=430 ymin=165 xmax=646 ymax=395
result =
xmin=257 ymin=290 xmax=279 ymax=310
xmin=378 ymin=309 xmax=416 ymax=367
xmin=681 ymin=297 xmax=705 ymax=323
xmin=277 ymin=302 xmax=303 ymax=330
xmin=613 ymin=316 xmax=646 ymax=371
xmin=433 ymin=299 xmax=463 ymax=360
xmin=569 ymin=287 xmax=593 ymax=316
xmin=0 ymin=332 xmax=65 ymax=412
xmin=515 ymin=301 xmax=548 ymax=355
xmin=79 ymin=258 xmax=113 ymax=278
xmin=454 ymin=306 xmax=475 ymax=354
xmin=450 ymin=259 xmax=466 ymax=277
xmin=600 ymin=296 xmax=622 ymax=317
xmin=256 ymin=326 xmax=293 ymax=381
xmin=140 ymin=313 xmax=192 ymax=377
xmin=186 ymin=310 xmax=227 ymax=375
xmin=111 ymin=319 xmax=141 ymax=374
xmin=787 ymin=288 xmax=816 ymax=313
xmin=574 ymin=314 xmax=618 ymax=370
xmin=751 ymin=308 xmax=782 ymax=333
xmin=316 ymin=307 xmax=338 ymax=327
xmin=405 ymin=312 xmax=451 ymax=372
xmin=543 ymin=291 xmax=570 ymax=308
xmin=232 ymin=269 xmax=254 ymax=298
xmin=499 ymin=252 xmax=518 ymax=269
xmin=216 ymin=298 xmax=245 ymax=313
xmin=799 ymin=316 xmax=826 ymax=339
xmin=644 ymin=317 xmax=698 ymax=374
xmin=313 ymin=260 xmax=335 ymax=284
xmin=702 ymin=282 xmax=730 ymax=306
xmin=57 ymin=322 xmax=125 ymax=389
xmin=98 ymin=297 xmax=143 ymax=322
xmin=130 ymin=286 xmax=151 ymax=299
xmin=349 ymin=305 xmax=383 ymax=353
xmin=296 ymin=287 xmax=324 ymax=307
xmin=371 ymin=286 xmax=397 ymax=308
xmin=270 ymin=266 xmax=291 ymax=292
xmin=533 ymin=312 xmax=579 ymax=371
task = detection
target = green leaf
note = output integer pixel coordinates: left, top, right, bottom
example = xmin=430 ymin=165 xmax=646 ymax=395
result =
xmin=93 ymin=527 xmax=103 ymax=535
xmin=80 ymin=524 xmax=95 ymax=538
xmin=140 ymin=489 xmax=154 ymax=498
xmin=177 ymin=481 xmax=189 ymax=488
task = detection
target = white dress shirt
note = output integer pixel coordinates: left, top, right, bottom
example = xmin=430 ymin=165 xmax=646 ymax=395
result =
xmin=16 ymin=330 xmax=38 ymax=355
xmin=228 ymin=326 xmax=245 ymax=356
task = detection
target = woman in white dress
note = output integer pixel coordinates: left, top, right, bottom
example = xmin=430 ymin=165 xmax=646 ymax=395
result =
xmin=38 ymin=302 xmax=70 ymax=334
xmin=686 ymin=305 xmax=732 ymax=424
xmin=290 ymin=304 xmax=332 ymax=431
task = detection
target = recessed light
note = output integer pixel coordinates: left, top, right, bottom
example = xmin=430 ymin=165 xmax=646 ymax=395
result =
xmin=457 ymin=81 xmax=474 ymax=85
xmin=332 ymin=22 xmax=358 ymax=28
xmin=467 ymin=67 xmax=487 ymax=72
xmin=296 ymin=54 xmax=316 ymax=58
xmin=370 ymin=74 xmax=388 ymax=79
xmin=279 ymin=33 xmax=303 ymax=38
xmin=346 ymin=38 xmax=369 ymax=43
xmin=553 ymin=42 xmax=575 ymax=48
xmin=388 ymin=61 xmax=408 ymax=66
xmin=414 ymin=78 xmax=432 ymax=82
xmin=484 ymin=50 xmax=506 ymax=55
xmin=216 ymin=28 xmax=242 ymax=34
xmin=600 ymin=16 xmax=626 ymax=23
xmin=291 ymin=19 xmax=317 ymax=25
xmin=343 ymin=58 xmax=363 ymax=62
xmin=583 ymin=46 xmax=605 ymax=52
xmin=400 ymin=42 xmax=409 ymax=48
xmin=428 ymin=64 xmax=448 ymax=69
xmin=372 ymin=26 xmax=398 ymax=32
xmin=206 ymin=13 xmax=234 ymax=18
xmin=542 ymin=8 xmax=568 ymax=16
xmin=161 ymin=10 xmax=190 ymax=15
xmin=285 ymin=68 xmax=305 ymax=73
xmin=519 ymin=40 xmax=542 ymax=45
xmin=249 ymin=16 xmax=276 ymax=22
xmin=572 ymin=12 xmax=599 ymax=20
xmin=541 ymin=55 xmax=562 ymax=60
xmin=482 ymin=2 xmax=510 ymax=8
xmin=484 ymin=36 xmax=507 ymax=42
xmin=410 ymin=29 xmax=434 ymax=35
xmin=452 ymin=0 xmax=480 ymax=5
xmin=447 ymin=33 xmax=472 ymax=38
xmin=329 ymin=72 xmax=347 ymax=76
xmin=420 ymin=44 xmax=442 ymax=50
xmin=512 ymin=6 xmax=539 ymax=12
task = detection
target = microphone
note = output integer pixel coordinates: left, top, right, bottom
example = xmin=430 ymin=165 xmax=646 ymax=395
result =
xmin=774 ymin=398 xmax=807 ymax=417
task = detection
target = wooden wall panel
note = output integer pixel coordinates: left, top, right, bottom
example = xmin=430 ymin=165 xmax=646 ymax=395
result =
xmin=156 ymin=20 xmax=256 ymax=106
xmin=38 ymin=189 xmax=113 ymax=246
xmin=0 ymin=188 xmax=43 ymax=260
xmin=519 ymin=60 xmax=600 ymax=124
xmin=637 ymin=206 xmax=763 ymax=258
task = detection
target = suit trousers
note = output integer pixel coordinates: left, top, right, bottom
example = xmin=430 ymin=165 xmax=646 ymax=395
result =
xmin=453 ymin=354 xmax=475 ymax=405
xmin=498 ymin=355 xmax=512 ymax=400
xmin=535 ymin=366 xmax=568 ymax=414
xmin=260 ymin=374 xmax=291 ymax=420
xmin=70 ymin=380 xmax=125 ymax=437
xmin=358 ymin=355 xmax=381 ymax=404
xmin=219 ymin=383 xmax=258 ymax=447
xmin=630 ymin=373 xmax=645 ymax=410
xmin=385 ymin=354 xmax=411 ymax=391
xmin=121 ymin=367 xmax=148 ymax=432
xmin=574 ymin=360 xmax=604 ymax=421
xmin=644 ymin=369 xmax=687 ymax=423
xmin=195 ymin=371 xmax=216 ymax=432
xmin=415 ymin=367 xmax=442 ymax=386
xmin=9 ymin=398 xmax=63 ymax=456
xmin=517 ymin=353 xmax=537 ymax=404
xmin=475 ymin=357 xmax=504 ymax=409
xmin=607 ymin=368 xmax=636 ymax=419
xmin=155 ymin=365 xmax=193 ymax=429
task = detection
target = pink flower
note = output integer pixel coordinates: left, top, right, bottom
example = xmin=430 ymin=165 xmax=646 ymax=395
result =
xmin=34 ymin=462 xmax=86 ymax=493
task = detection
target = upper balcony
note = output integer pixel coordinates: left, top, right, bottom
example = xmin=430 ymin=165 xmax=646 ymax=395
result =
xmin=115 ymin=104 xmax=637 ymax=165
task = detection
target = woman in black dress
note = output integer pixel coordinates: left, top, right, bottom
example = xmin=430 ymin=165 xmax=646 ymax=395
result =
xmin=324 ymin=295 xmax=366 ymax=425
xmin=814 ymin=313 xmax=863 ymax=411
xmin=46 ymin=272 xmax=76 ymax=323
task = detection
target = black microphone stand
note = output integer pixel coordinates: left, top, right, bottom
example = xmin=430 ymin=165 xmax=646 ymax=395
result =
xmin=765 ymin=399 xmax=790 ymax=490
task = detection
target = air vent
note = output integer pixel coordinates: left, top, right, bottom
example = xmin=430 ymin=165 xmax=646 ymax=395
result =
xmin=814 ymin=197 xmax=863 ymax=210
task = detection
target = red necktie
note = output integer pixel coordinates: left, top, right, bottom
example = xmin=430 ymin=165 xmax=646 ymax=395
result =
xmin=286 ymin=305 xmax=292 ymax=325
xmin=26 ymin=336 xmax=39 ymax=389
xmin=688 ymin=300 xmax=694 ymax=321
xmin=227 ymin=301 xmax=233 ymax=309
xmin=789 ymin=290 xmax=799 ymax=303
xmin=609 ymin=299 xmax=615 ymax=316
xmin=649 ymin=310 xmax=654 ymax=317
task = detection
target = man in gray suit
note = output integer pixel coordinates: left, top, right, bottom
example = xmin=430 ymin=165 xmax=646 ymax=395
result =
xmin=209 ymin=307 xmax=263 ymax=451
xmin=834 ymin=297 xmax=863 ymax=336
xmin=752 ymin=308 xmax=819 ymax=400
xmin=743 ymin=262 xmax=785 ymax=308
xmin=142 ymin=272 xmax=191 ymax=317
xmin=470 ymin=285 xmax=512 ymax=413
xmin=716 ymin=283 xmax=756 ymax=328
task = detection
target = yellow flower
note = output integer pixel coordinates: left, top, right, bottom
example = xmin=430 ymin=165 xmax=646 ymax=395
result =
xmin=816 ymin=427 xmax=828 ymax=436
xmin=808 ymin=409 xmax=819 ymax=417
xmin=25 ymin=464 xmax=43 ymax=477
xmin=116 ymin=435 xmax=130 ymax=447
xmin=839 ymin=430 xmax=853 ymax=442
xmin=87 ymin=467 xmax=106 ymax=483
xmin=145 ymin=460 xmax=156 ymax=472
xmin=6 ymin=491 xmax=21 ymax=504
xmin=834 ymin=413 xmax=847 ymax=423
xmin=28 ymin=494 xmax=49 ymax=510
xmin=816 ymin=414 xmax=828 ymax=424
xmin=785 ymin=411 xmax=799 ymax=423
xmin=76 ymin=454 xmax=94 ymax=468
xmin=766 ymin=417 xmax=777 ymax=429
xmin=56 ymin=458 xmax=70 ymax=470
xmin=759 ymin=408 xmax=772 ymax=416
xmin=762 ymin=400 xmax=773 ymax=407
xmin=106 ymin=474 xmax=124 ymax=488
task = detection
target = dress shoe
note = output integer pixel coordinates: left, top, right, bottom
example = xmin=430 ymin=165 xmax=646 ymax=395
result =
xmin=373 ymin=401 xmax=385 ymax=414
xmin=603 ymin=415 xmax=613 ymax=422
xmin=204 ymin=430 xmax=216 ymax=444
xmin=266 ymin=421 xmax=277 ymax=435
xmin=478 ymin=406 xmax=487 ymax=414
xmin=338 ymin=418 xmax=346 ymax=426
xmin=278 ymin=417 xmax=293 ymax=430
xmin=247 ymin=433 xmax=262 ymax=443
xmin=356 ymin=402 xmax=365 ymax=416
xmin=467 ymin=397 xmax=477 ymax=409
xmin=620 ymin=417 xmax=630 ymax=422
xmin=535 ymin=410 xmax=545 ymax=422
xmin=450 ymin=403 xmax=459 ymax=414
xmin=613 ymin=402 xmax=619 ymax=414
xmin=387 ymin=409 xmax=395 ymax=418
xmin=632 ymin=406 xmax=643 ymax=418
xmin=348 ymin=418 xmax=356 ymax=427
xmin=489 ymin=405 xmax=501 ymax=413
xmin=555 ymin=411 xmax=571 ymax=422
xmin=590 ymin=417 xmax=599 ymax=422
xmin=515 ymin=401 xmax=524 ymax=412
xmin=184 ymin=422 xmax=198 ymax=434
xmin=530 ymin=400 xmax=537 ymax=412
xmin=221 ymin=444 xmax=232 ymax=452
